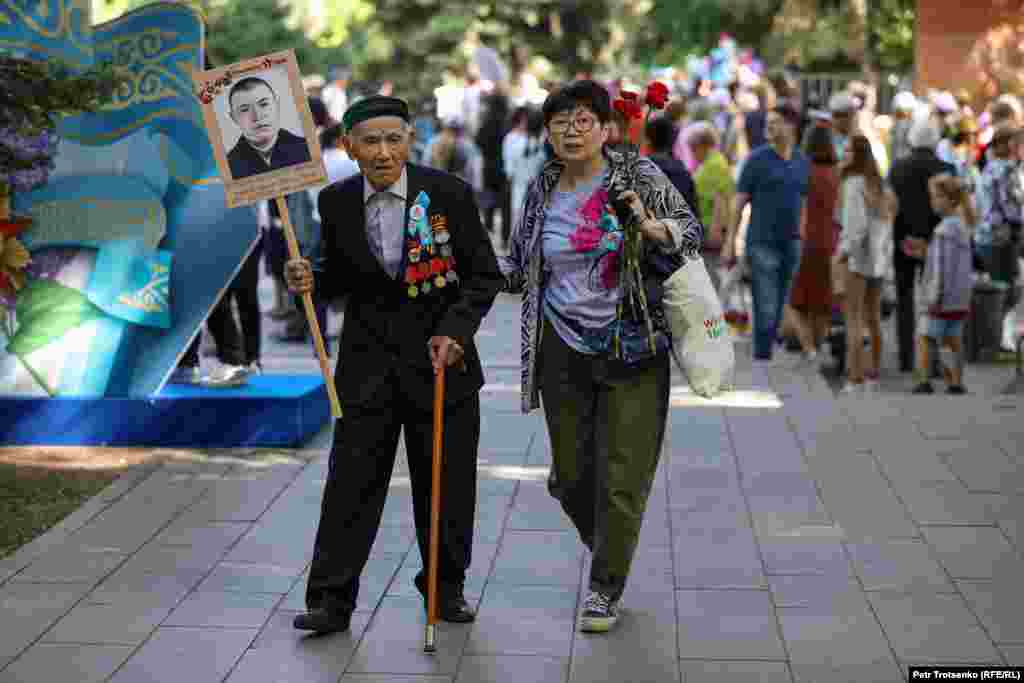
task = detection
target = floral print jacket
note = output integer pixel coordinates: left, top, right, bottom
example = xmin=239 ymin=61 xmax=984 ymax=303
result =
xmin=499 ymin=146 xmax=703 ymax=413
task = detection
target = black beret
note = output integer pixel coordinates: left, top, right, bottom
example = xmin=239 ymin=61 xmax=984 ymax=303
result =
xmin=342 ymin=95 xmax=410 ymax=132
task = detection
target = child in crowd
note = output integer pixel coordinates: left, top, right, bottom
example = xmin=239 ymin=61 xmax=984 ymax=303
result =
xmin=903 ymin=174 xmax=977 ymax=394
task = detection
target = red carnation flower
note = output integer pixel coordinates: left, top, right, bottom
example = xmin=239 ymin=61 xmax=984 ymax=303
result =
xmin=645 ymin=81 xmax=669 ymax=110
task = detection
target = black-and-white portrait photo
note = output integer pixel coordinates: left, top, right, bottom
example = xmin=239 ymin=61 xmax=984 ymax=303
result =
xmin=215 ymin=67 xmax=311 ymax=180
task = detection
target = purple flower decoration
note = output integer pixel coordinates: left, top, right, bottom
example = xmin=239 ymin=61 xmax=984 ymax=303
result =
xmin=24 ymin=247 xmax=77 ymax=282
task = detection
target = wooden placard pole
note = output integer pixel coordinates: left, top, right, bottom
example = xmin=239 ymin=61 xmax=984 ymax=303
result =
xmin=274 ymin=196 xmax=342 ymax=419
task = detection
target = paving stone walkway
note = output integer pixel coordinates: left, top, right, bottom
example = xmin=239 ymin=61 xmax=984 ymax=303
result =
xmin=1 ymin=270 xmax=1023 ymax=682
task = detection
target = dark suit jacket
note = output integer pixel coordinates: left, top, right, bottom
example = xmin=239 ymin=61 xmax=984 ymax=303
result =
xmin=889 ymin=149 xmax=956 ymax=272
xmin=228 ymin=128 xmax=312 ymax=179
xmin=313 ymin=163 xmax=503 ymax=411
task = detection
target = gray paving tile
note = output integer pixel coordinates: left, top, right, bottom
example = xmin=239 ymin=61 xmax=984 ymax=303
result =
xmin=456 ymin=655 xmax=567 ymax=683
xmin=116 ymin=542 xmax=224 ymax=576
xmin=151 ymin=521 xmax=252 ymax=553
xmin=107 ymin=626 xmax=257 ymax=683
xmin=571 ymin=605 xmax=678 ymax=683
xmin=845 ymin=539 xmax=955 ymax=592
xmin=867 ymin=592 xmax=1003 ymax=664
xmin=490 ymin=532 xmax=582 ymax=586
xmin=341 ymin=676 xmax=452 ymax=683
xmin=941 ymin=443 xmax=1024 ymax=494
xmin=679 ymin=660 xmax=792 ymax=682
xmin=999 ymin=645 xmax=1024 ymax=665
xmin=89 ymin=569 xmax=206 ymax=606
xmin=674 ymin=528 xmax=766 ymax=589
xmin=9 ymin=546 xmax=127 ymax=585
xmin=894 ymin=481 xmax=1001 ymax=526
xmin=164 ymin=591 xmax=279 ymax=628
xmin=768 ymin=575 xmax=865 ymax=609
xmin=777 ymin=598 xmax=897 ymax=674
xmin=958 ymin=581 xmax=1024 ymax=644
xmin=195 ymin=561 xmax=301 ymax=594
xmin=758 ymin=538 xmax=851 ymax=576
xmin=0 ymin=583 xmax=90 ymax=662
xmin=676 ymin=590 xmax=786 ymax=660
xmin=802 ymin=448 xmax=919 ymax=540
xmin=789 ymin=661 xmax=904 ymax=683
xmin=345 ymin=597 xmax=471 ymax=675
xmin=0 ymin=643 xmax=133 ymax=683
xmin=921 ymin=526 xmax=1019 ymax=579
xmin=42 ymin=599 xmax=174 ymax=645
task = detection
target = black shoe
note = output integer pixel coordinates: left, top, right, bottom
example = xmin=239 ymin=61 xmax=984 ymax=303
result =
xmin=414 ymin=575 xmax=476 ymax=623
xmin=293 ymin=607 xmax=351 ymax=634
xmin=912 ymin=382 xmax=935 ymax=394
xmin=435 ymin=594 xmax=477 ymax=623
xmin=947 ymin=385 xmax=967 ymax=395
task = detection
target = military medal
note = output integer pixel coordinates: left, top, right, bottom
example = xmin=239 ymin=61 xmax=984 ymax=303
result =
xmin=446 ymin=270 xmax=458 ymax=283
xmin=422 ymin=280 xmax=432 ymax=293
xmin=434 ymin=275 xmax=446 ymax=288
xmin=408 ymin=284 xmax=419 ymax=297
xmin=440 ymin=245 xmax=451 ymax=258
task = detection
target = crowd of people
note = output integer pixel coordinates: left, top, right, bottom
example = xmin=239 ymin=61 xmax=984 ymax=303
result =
xmin=172 ymin=59 xmax=1024 ymax=400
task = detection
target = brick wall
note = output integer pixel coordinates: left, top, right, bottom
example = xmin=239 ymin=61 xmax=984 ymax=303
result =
xmin=915 ymin=0 xmax=1019 ymax=97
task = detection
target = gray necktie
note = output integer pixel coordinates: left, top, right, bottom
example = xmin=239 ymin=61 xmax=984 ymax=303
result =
xmin=368 ymin=196 xmax=390 ymax=276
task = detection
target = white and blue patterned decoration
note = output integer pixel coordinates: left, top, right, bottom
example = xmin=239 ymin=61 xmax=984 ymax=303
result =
xmin=0 ymin=0 xmax=258 ymax=397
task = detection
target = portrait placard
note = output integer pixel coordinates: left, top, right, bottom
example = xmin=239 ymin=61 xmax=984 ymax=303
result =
xmin=191 ymin=50 xmax=326 ymax=208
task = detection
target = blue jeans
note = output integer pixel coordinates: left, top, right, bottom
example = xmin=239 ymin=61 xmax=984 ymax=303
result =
xmin=747 ymin=240 xmax=802 ymax=359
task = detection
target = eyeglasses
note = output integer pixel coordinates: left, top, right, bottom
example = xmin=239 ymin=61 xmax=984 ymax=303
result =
xmin=548 ymin=115 xmax=598 ymax=135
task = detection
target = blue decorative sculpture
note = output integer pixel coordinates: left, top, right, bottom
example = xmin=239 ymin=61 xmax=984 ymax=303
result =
xmin=0 ymin=0 xmax=258 ymax=397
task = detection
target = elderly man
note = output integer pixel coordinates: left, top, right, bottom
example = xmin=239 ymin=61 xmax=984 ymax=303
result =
xmin=285 ymin=96 xmax=503 ymax=634
xmin=889 ymin=115 xmax=956 ymax=372
xmin=226 ymin=76 xmax=311 ymax=179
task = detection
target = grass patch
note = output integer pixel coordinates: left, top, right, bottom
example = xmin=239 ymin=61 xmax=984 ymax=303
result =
xmin=0 ymin=463 xmax=120 ymax=559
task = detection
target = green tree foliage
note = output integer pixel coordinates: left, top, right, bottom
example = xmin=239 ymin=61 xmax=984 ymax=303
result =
xmin=867 ymin=0 xmax=915 ymax=72
xmin=636 ymin=0 xmax=784 ymax=66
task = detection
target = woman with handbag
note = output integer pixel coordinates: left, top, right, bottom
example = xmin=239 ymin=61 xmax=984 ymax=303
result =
xmin=836 ymin=135 xmax=897 ymax=393
xmin=499 ymin=80 xmax=702 ymax=634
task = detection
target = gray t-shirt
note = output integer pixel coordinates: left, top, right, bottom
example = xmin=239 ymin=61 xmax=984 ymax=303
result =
xmin=541 ymin=171 xmax=623 ymax=354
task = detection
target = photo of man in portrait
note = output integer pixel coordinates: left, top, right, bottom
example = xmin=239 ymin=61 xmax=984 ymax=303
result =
xmin=226 ymin=76 xmax=312 ymax=179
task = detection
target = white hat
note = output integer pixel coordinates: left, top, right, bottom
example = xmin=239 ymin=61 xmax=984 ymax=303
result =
xmin=808 ymin=109 xmax=832 ymax=123
xmin=932 ymin=91 xmax=958 ymax=114
xmin=892 ymin=91 xmax=917 ymax=112
xmin=828 ymin=92 xmax=857 ymax=113
xmin=907 ymin=114 xmax=942 ymax=150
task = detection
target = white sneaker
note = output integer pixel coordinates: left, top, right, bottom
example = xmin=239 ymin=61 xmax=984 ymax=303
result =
xmin=579 ymin=590 xmax=620 ymax=633
xmin=202 ymin=363 xmax=257 ymax=388
xmin=839 ymin=382 xmax=864 ymax=396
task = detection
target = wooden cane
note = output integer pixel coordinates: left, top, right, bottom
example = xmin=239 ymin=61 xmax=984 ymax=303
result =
xmin=424 ymin=362 xmax=446 ymax=654
xmin=274 ymin=196 xmax=342 ymax=418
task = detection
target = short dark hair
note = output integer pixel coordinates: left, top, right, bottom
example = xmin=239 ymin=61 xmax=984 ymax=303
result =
xmin=320 ymin=124 xmax=344 ymax=150
xmin=645 ymin=115 xmax=677 ymax=153
xmin=773 ymin=103 xmax=801 ymax=127
xmin=803 ymin=124 xmax=837 ymax=164
xmin=542 ymin=80 xmax=612 ymax=127
xmin=228 ymin=77 xmax=276 ymax=110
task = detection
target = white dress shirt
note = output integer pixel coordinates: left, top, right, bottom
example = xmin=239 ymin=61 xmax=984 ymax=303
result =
xmin=363 ymin=166 xmax=408 ymax=278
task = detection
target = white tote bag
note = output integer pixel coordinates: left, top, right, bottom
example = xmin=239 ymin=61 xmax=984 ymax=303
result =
xmin=662 ymin=257 xmax=735 ymax=398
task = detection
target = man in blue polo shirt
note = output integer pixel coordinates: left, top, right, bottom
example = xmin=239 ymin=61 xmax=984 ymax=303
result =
xmin=724 ymin=104 xmax=810 ymax=361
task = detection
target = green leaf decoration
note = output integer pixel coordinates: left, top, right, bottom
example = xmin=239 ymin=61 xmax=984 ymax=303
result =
xmin=6 ymin=279 xmax=105 ymax=357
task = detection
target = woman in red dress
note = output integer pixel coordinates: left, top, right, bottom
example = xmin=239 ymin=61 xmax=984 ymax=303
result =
xmin=787 ymin=125 xmax=840 ymax=361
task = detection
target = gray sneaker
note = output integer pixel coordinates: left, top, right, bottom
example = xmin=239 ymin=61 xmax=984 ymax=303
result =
xmin=579 ymin=590 xmax=619 ymax=633
xmin=202 ymin=363 xmax=255 ymax=388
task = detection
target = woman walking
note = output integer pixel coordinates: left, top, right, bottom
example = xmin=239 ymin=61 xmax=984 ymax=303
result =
xmin=500 ymin=80 xmax=702 ymax=633
xmin=787 ymin=125 xmax=840 ymax=362
xmin=836 ymin=135 xmax=897 ymax=393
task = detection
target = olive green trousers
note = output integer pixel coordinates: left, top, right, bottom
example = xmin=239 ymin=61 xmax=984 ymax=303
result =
xmin=538 ymin=319 xmax=670 ymax=600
